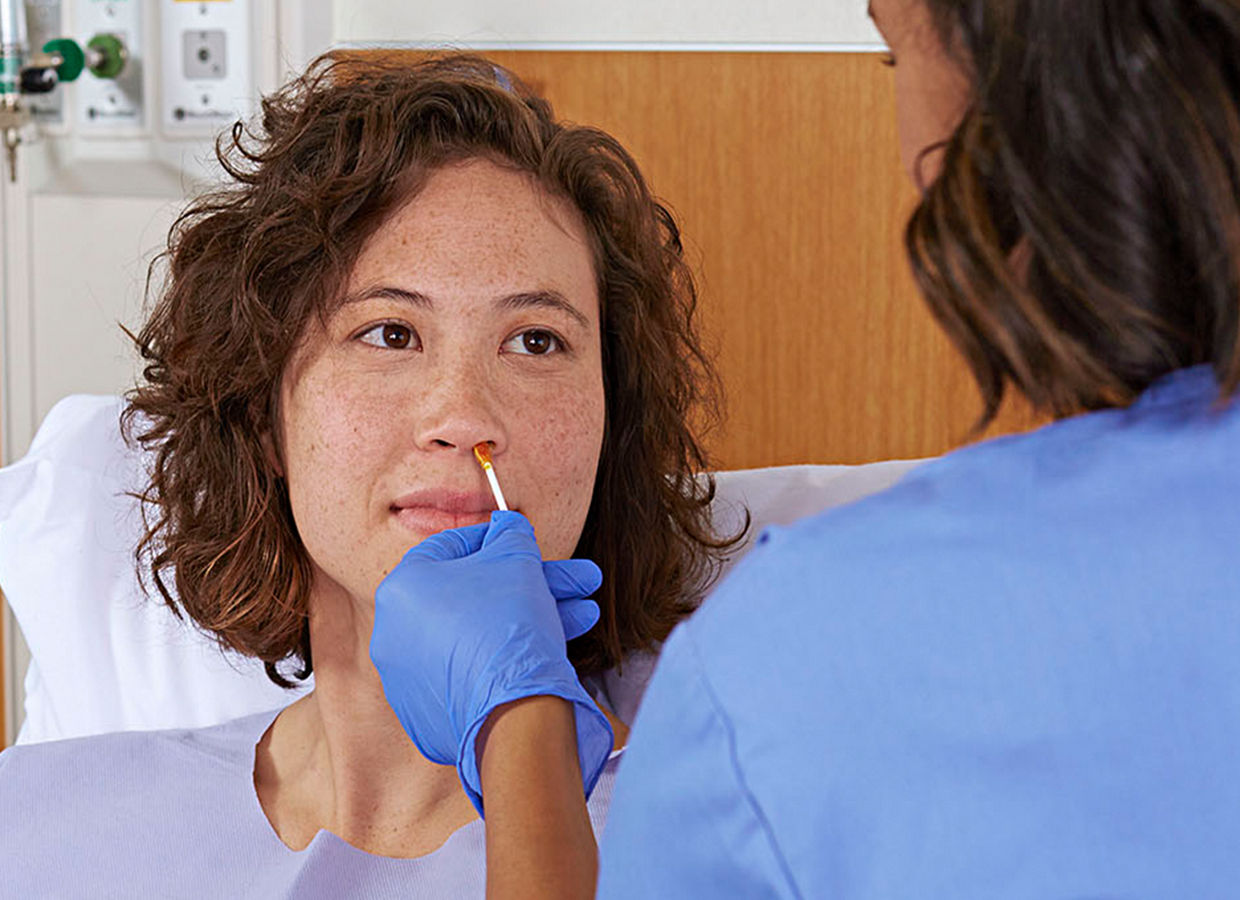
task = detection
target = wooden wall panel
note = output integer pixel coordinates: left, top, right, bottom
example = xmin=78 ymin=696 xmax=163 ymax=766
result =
xmin=479 ymin=51 xmax=1040 ymax=468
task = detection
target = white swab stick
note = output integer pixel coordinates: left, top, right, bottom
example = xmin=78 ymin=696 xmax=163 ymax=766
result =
xmin=473 ymin=443 xmax=509 ymax=511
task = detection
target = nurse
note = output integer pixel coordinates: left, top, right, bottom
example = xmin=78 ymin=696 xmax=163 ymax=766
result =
xmin=596 ymin=0 xmax=1240 ymax=894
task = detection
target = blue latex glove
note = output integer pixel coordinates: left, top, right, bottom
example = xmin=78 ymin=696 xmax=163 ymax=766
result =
xmin=370 ymin=510 xmax=614 ymax=816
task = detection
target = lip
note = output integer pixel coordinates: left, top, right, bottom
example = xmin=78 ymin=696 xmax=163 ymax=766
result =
xmin=391 ymin=506 xmax=494 ymax=534
xmin=391 ymin=489 xmax=497 ymax=514
xmin=390 ymin=489 xmax=504 ymax=534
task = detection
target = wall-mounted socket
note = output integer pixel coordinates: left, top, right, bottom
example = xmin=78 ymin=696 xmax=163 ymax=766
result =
xmin=182 ymin=28 xmax=226 ymax=80
xmin=161 ymin=0 xmax=252 ymax=138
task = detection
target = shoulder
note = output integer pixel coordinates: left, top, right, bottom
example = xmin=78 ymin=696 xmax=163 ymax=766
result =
xmin=681 ymin=440 xmax=1018 ymax=667
xmin=0 ymin=710 xmax=286 ymax=893
xmin=4 ymin=704 xmax=279 ymax=765
xmin=611 ymin=375 xmax=1240 ymax=894
xmin=666 ymin=384 xmax=1240 ymax=776
xmin=0 ymin=707 xmax=280 ymax=820
xmin=691 ymin=380 xmax=1240 ymax=653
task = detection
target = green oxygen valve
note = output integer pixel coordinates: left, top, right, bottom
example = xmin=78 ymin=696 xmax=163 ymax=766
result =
xmin=85 ymin=33 xmax=127 ymax=79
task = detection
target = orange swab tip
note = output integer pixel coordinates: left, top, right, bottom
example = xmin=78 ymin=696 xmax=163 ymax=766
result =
xmin=472 ymin=442 xmax=508 ymax=511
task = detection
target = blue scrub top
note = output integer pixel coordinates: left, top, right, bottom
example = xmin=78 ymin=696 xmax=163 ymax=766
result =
xmin=599 ymin=366 xmax=1240 ymax=898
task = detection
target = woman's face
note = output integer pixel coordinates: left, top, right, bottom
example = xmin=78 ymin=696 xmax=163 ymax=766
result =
xmin=278 ymin=158 xmax=606 ymax=607
xmin=869 ymin=0 xmax=972 ymax=186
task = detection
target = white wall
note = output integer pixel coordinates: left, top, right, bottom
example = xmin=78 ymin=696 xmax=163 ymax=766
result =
xmin=334 ymin=0 xmax=883 ymax=49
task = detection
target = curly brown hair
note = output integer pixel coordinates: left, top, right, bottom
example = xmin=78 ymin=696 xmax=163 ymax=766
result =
xmin=123 ymin=53 xmax=742 ymax=687
xmin=907 ymin=0 xmax=1240 ymax=426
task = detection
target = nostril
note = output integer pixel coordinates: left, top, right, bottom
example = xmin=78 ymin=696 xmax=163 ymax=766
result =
xmin=431 ymin=439 xmax=455 ymax=448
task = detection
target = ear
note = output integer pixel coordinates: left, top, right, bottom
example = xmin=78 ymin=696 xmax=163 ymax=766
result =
xmin=261 ymin=430 xmax=285 ymax=479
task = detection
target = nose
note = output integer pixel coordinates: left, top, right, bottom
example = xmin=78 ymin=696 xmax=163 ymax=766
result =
xmin=411 ymin=359 xmax=508 ymax=457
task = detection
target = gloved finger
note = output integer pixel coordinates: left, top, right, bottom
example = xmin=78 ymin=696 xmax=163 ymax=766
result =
xmin=480 ymin=509 xmax=539 ymax=554
xmin=557 ymin=597 xmax=601 ymax=641
xmin=543 ymin=558 xmax=604 ymax=600
xmin=402 ymin=522 xmax=490 ymax=562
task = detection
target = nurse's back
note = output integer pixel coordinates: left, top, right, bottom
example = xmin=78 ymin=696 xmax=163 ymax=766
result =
xmin=603 ymin=363 xmax=1240 ymax=897
xmin=599 ymin=0 xmax=1240 ymax=895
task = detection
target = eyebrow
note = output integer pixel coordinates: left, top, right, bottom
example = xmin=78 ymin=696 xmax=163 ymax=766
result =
xmin=345 ymin=286 xmax=590 ymax=328
xmin=499 ymin=290 xmax=590 ymax=328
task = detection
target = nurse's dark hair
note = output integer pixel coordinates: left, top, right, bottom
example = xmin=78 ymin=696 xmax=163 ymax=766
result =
xmin=123 ymin=53 xmax=742 ymax=686
xmin=908 ymin=0 xmax=1240 ymax=424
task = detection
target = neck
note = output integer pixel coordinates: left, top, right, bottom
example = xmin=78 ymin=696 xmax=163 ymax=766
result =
xmin=253 ymin=578 xmax=476 ymax=857
xmin=252 ymin=573 xmax=630 ymax=859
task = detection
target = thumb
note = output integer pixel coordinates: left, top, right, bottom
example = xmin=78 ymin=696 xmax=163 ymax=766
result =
xmin=480 ymin=509 xmax=538 ymax=555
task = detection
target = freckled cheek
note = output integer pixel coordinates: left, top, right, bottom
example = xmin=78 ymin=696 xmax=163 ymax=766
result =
xmin=508 ymin=383 xmax=605 ymax=557
xmin=290 ymin=370 xmax=403 ymax=454
xmin=282 ymin=381 xmax=395 ymax=541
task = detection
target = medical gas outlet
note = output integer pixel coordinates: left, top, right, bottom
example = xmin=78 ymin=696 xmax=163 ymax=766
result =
xmin=160 ymin=0 xmax=253 ymax=138
xmin=0 ymin=0 xmax=140 ymax=179
xmin=72 ymin=0 xmax=145 ymax=135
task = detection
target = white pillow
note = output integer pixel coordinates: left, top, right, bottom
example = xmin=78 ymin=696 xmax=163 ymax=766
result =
xmin=0 ymin=396 xmax=308 ymax=745
xmin=0 ymin=395 xmax=923 ymax=744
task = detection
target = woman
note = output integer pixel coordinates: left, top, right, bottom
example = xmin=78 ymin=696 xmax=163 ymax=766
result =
xmin=595 ymin=0 xmax=1240 ymax=894
xmin=0 ymin=54 xmax=737 ymax=898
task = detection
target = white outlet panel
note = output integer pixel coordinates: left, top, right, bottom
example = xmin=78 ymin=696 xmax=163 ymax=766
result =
xmin=160 ymin=0 xmax=252 ymax=138
xmin=74 ymin=0 xmax=145 ymax=135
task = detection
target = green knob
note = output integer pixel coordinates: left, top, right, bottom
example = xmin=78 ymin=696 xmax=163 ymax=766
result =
xmin=86 ymin=33 xmax=127 ymax=80
xmin=42 ymin=38 xmax=85 ymax=83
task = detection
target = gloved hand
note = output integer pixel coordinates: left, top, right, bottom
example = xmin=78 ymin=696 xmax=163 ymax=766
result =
xmin=370 ymin=509 xmax=615 ymax=816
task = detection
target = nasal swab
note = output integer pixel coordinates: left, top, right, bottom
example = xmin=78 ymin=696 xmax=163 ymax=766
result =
xmin=472 ymin=442 xmax=509 ymax=511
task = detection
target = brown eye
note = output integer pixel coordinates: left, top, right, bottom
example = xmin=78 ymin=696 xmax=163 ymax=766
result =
xmin=503 ymin=329 xmax=564 ymax=356
xmin=358 ymin=322 xmax=418 ymax=350
xmin=523 ymin=330 xmax=553 ymax=354
xmin=383 ymin=324 xmax=412 ymax=349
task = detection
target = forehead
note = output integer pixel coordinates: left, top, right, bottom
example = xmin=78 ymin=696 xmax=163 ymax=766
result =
xmin=348 ymin=158 xmax=598 ymax=304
